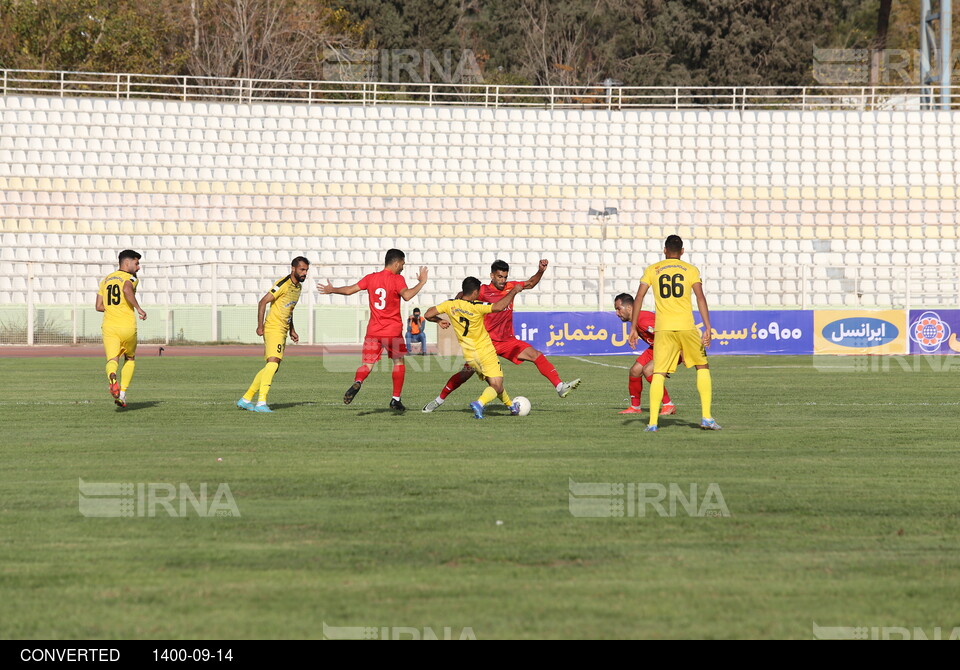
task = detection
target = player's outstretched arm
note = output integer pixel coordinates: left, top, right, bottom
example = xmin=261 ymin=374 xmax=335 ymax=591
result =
xmin=122 ymin=280 xmax=146 ymax=320
xmin=95 ymin=293 xmax=105 ymax=313
xmin=256 ymin=292 xmax=274 ymax=337
xmin=491 ymin=284 xmax=523 ymax=312
xmin=692 ymin=282 xmax=711 ymax=348
xmin=523 ymin=259 xmax=549 ymax=289
xmin=628 ymin=282 xmax=650 ymax=349
xmin=400 ymin=267 xmax=429 ymax=301
xmin=318 ymin=280 xmax=362 ymax=296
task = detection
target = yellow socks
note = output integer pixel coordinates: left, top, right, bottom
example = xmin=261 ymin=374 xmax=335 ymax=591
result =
xmin=648 ymin=374 xmax=666 ymax=426
xmin=120 ymin=359 xmax=135 ymax=392
xmin=697 ymin=368 xmax=713 ymax=419
xmin=105 ymin=359 xmax=118 ymax=382
xmin=257 ymin=362 xmax=280 ymax=404
xmin=497 ymin=390 xmax=512 ymax=407
xmin=477 ymin=386 xmax=498 ymax=406
xmin=243 ymin=370 xmax=264 ymax=402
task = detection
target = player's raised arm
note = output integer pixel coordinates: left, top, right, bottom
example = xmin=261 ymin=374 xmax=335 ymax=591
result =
xmin=122 ymin=279 xmax=147 ymax=320
xmin=400 ymin=267 xmax=428 ymax=301
xmin=318 ymin=280 xmax=363 ymax=296
xmin=628 ymin=282 xmax=650 ymax=349
xmin=523 ymin=259 xmax=549 ymax=289
xmin=692 ymin=282 xmax=711 ymax=348
xmin=490 ymin=284 xmax=524 ymax=312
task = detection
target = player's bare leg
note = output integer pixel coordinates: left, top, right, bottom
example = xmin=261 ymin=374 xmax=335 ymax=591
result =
xmin=423 ymin=365 xmax=474 ymax=412
xmin=389 ymin=356 xmax=406 ymax=412
xmin=517 ymin=347 xmax=580 ymax=398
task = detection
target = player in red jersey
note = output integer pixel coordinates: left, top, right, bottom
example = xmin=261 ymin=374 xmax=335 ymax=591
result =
xmin=318 ymin=248 xmax=428 ymax=412
xmin=422 ymin=259 xmax=581 ymax=413
xmin=614 ymin=293 xmax=676 ymax=415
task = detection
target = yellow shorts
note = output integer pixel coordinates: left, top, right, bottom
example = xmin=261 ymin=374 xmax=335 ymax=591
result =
xmin=264 ymin=330 xmax=287 ymax=361
xmin=103 ymin=327 xmax=137 ymax=359
xmin=465 ymin=351 xmax=503 ymax=380
xmin=653 ymin=329 xmax=708 ymax=374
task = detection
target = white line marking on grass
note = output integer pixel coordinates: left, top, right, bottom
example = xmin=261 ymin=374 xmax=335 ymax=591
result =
xmin=570 ymin=356 xmax=630 ymax=370
xmin=774 ymin=402 xmax=960 ymax=406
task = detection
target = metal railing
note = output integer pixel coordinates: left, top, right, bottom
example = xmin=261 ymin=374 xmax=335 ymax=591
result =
xmin=1 ymin=69 xmax=955 ymax=111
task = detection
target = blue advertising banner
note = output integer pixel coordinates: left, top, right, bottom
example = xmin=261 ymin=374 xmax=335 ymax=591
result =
xmin=513 ymin=311 xmax=814 ymax=356
xmin=694 ymin=310 xmax=813 ymax=355
xmin=907 ymin=309 xmax=960 ymax=354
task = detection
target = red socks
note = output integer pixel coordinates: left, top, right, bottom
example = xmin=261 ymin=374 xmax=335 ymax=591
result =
xmin=533 ymin=354 xmax=562 ymax=387
xmin=629 ymin=376 xmax=643 ymax=408
xmin=354 ymin=365 xmax=372 ymax=384
xmin=392 ymin=365 xmax=405 ymax=397
xmin=440 ymin=371 xmax=469 ymax=399
xmin=644 ymin=373 xmax=672 ymax=405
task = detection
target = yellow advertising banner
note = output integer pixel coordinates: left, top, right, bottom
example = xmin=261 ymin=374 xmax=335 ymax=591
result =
xmin=814 ymin=310 xmax=908 ymax=355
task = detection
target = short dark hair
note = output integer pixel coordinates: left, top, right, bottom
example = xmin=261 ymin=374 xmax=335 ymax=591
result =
xmin=118 ymin=250 xmax=141 ymax=263
xmin=462 ymin=276 xmax=481 ymax=295
xmin=291 ymin=256 xmax=310 ymax=267
xmin=491 ymin=260 xmax=510 ymax=274
xmin=664 ymin=235 xmax=683 ymax=253
xmin=614 ymin=292 xmax=633 ymax=306
xmin=385 ymin=249 xmax=405 ymax=266
xmin=413 ymin=308 xmax=421 ymax=313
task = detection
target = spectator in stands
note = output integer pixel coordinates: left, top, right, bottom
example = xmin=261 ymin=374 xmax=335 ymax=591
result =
xmin=406 ymin=308 xmax=427 ymax=355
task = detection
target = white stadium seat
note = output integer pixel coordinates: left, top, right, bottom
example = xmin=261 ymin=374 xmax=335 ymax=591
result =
xmin=1 ymin=96 xmax=957 ymax=321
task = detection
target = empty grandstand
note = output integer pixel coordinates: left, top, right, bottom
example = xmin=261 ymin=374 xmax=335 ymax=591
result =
xmin=1 ymin=70 xmax=957 ymax=344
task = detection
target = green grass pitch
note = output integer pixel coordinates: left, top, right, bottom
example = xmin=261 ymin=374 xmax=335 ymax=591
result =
xmin=2 ymin=353 xmax=960 ymax=639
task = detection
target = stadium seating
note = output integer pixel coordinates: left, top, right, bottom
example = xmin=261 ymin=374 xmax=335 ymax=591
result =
xmin=1 ymin=94 xmax=957 ymax=323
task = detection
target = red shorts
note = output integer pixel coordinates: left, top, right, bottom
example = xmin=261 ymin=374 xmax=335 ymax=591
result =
xmin=636 ymin=347 xmax=653 ymax=367
xmin=493 ymin=338 xmax=534 ymax=365
xmin=361 ymin=336 xmax=407 ymax=364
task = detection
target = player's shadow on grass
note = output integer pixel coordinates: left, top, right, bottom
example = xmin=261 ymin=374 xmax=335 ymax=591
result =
xmin=356 ymin=408 xmax=405 ymax=416
xmin=117 ymin=401 xmax=160 ymax=412
xmin=620 ymin=416 xmax=701 ymax=429
xmin=268 ymin=402 xmax=317 ymax=410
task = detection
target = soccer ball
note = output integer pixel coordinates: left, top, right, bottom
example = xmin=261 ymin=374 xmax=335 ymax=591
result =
xmin=512 ymin=396 xmax=532 ymax=416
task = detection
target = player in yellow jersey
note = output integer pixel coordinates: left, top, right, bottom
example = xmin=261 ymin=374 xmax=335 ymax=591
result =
xmin=628 ymin=235 xmax=721 ymax=431
xmin=237 ymin=257 xmax=309 ymax=413
xmin=423 ymin=277 xmax=524 ymax=419
xmin=96 ymin=250 xmax=147 ymax=408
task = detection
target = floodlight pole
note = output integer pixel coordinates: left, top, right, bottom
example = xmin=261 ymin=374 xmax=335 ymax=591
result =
xmin=920 ymin=0 xmax=953 ymax=109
